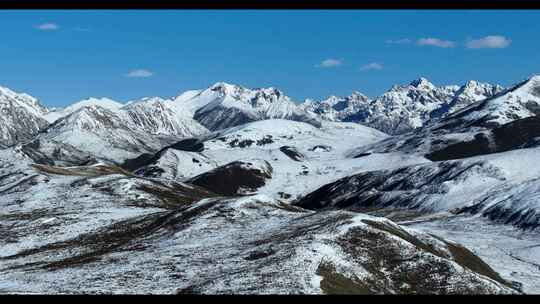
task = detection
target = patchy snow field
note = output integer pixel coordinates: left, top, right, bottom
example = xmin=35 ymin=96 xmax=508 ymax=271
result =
xmin=409 ymin=215 xmax=540 ymax=294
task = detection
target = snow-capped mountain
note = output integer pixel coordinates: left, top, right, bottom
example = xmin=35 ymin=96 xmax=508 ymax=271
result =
xmin=367 ymin=78 xmax=466 ymax=133
xmin=303 ymin=78 xmax=504 ymax=135
xmin=35 ymin=105 xmax=173 ymax=163
xmin=45 ymin=95 xmax=208 ymax=137
xmin=448 ymin=80 xmax=505 ymax=113
xmin=43 ymin=97 xmax=123 ymax=123
xmin=28 ymin=81 xmax=325 ymax=163
xmin=175 ymin=82 xmax=322 ymax=131
xmin=0 ymin=86 xmax=49 ymax=147
xmin=449 ymin=75 xmax=540 ymax=128
xmin=349 ymin=75 xmax=540 ymax=159
xmin=27 ymin=96 xmax=209 ymax=164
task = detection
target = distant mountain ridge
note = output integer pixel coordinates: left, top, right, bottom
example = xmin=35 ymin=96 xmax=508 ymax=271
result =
xmin=0 ymin=77 xmax=514 ymax=149
xmin=302 ymin=77 xmax=504 ymax=134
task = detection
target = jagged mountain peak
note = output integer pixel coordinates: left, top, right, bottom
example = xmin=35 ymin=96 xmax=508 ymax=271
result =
xmin=208 ymin=81 xmax=246 ymax=96
xmin=450 ymin=80 xmax=505 ymax=107
xmin=461 ymin=79 xmax=503 ymax=91
xmin=386 ymin=77 xmax=435 ymax=93
xmin=191 ymin=82 xmax=320 ymax=131
xmin=206 ymin=82 xmax=288 ymax=103
xmin=253 ymin=86 xmax=285 ymax=99
xmin=409 ymin=77 xmax=436 ymax=90
xmin=0 ymin=85 xmax=48 ymax=115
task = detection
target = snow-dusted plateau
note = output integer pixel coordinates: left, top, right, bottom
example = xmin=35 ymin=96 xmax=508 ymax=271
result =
xmin=1 ymin=75 xmax=540 ymax=294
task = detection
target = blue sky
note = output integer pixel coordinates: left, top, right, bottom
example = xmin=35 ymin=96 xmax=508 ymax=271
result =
xmin=1 ymin=10 xmax=539 ymax=107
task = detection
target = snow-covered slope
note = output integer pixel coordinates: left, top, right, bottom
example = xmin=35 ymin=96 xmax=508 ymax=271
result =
xmin=292 ymin=143 xmax=540 ymax=292
xmin=303 ymin=78 xmax=504 ymax=135
xmin=0 ymin=86 xmax=49 ymax=147
xmin=297 ymin=145 xmax=540 ymax=220
xmin=121 ymin=97 xmax=208 ymax=136
xmin=0 ymin=153 xmax=516 ymax=294
xmin=127 ymin=119 xmax=422 ymax=200
xmin=452 ymin=75 xmax=540 ymax=127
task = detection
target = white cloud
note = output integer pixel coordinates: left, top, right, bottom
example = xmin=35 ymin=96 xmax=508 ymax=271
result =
xmin=417 ymin=38 xmax=455 ymax=48
xmin=466 ymin=35 xmax=511 ymax=49
xmin=360 ymin=62 xmax=383 ymax=71
xmin=317 ymin=58 xmax=343 ymax=68
xmin=36 ymin=23 xmax=59 ymax=31
xmin=385 ymin=38 xmax=411 ymax=44
xmin=125 ymin=69 xmax=154 ymax=78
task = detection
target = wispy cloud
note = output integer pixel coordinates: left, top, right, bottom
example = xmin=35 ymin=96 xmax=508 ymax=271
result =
xmin=385 ymin=38 xmax=411 ymax=45
xmin=466 ymin=35 xmax=511 ymax=49
xmin=125 ymin=69 xmax=154 ymax=78
xmin=360 ymin=62 xmax=383 ymax=71
xmin=317 ymin=58 xmax=343 ymax=68
xmin=35 ymin=23 xmax=59 ymax=31
xmin=417 ymin=38 xmax=455 ymax=48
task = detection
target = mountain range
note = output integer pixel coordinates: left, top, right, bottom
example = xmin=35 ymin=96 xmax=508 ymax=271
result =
xmin=0 ymin=76 xmax=505 ymax=150
xmin=1 ymin=75 xmax=540 ymax=294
